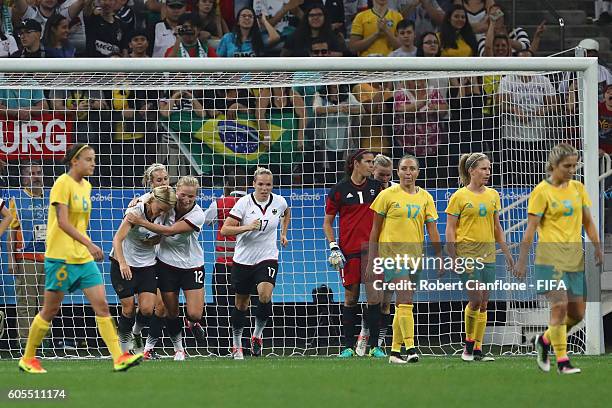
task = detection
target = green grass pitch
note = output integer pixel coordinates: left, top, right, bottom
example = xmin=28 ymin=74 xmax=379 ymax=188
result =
xmin=1 ymin=356 xmax=612 ymax=407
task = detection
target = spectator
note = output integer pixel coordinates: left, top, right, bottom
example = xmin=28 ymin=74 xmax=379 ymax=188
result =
xmin=600 ymin=84 xmax=612 ymax=153
xmin=195 ymin=0 xmax=229 ymax=41
xmin=352 ymin=81 xmax=394 ymax=155
xmin=437 ymin=4 xmax=477 ymax=56
xmin=160 ymin=89 xmax=208 ymax=118
xmin=253 ymin=0 xmax=303 ymax=49
xmin=453 ymin=0 xmax=493 ymax=41
xmin=0 ymin=18 xmax=18 ymax=57
xmin=164 ymin=13 xmax=217 ymax=57
xmin=11 ymin=19 xmax=45 ymax=57
xmin=69 ymin=0 xmax=129 ymax=57
xmin=149 ymin=0 xmax=186 ymax=57
xmin=397 ymin=0 xmax=445 ymax=40
xmin=282 ymin=4 xmax=347 ymax=56
xmin=257 ymin=87 xmax=306 ymax=149
xmin=416 ymin=30 xmax=440 ymax=56
xmin=499 ymin=49 xmax=557 ymax=186
xmin=59 ymin=0 xmax=90 ymax=56
xmin=12 ymin=0 xmax=59 ymax=32
xmin=562 ymin=38 xmax=612 ymax=106
xmin=6 ymin=162 xmax=48 ymax=350
xmin=478 ymin=3 xmax=530 ymax=56
xmin=114 ymin=0 xmax=135 ymax=31
xmin=303 ymin=0 xmax=345 ymax=35
xmin=42 ymin=14 xmax=75 ymax=57
xmin=349 ymin=0 xmax=402 ymax=56
xmin=128 ymin=29 xmax=150 ymax=57
xmin=313 ymin=84 xmax=363 ymax=184
xmin=309 ymin=36 xmax=331 ymax=56
xmin=217 ymin=7 xmax=279 ymax=57
xmin=205 ymin=88 xmax=255 ymax=119
xmin=393 ymin=78 xmax=449 ymax=187
xmin=389 ymin=18 xmax=416 ymax=56
xmin=1 ymin=0 xmax=13 ymax=35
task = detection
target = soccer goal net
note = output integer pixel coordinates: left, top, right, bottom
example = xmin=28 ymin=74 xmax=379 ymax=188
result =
xmin=0 ymin=57 xmax=602 ymax=358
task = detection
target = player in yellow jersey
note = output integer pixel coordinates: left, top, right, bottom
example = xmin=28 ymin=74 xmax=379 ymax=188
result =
xmin=18 ymin=144 xmax=143 ymax=374
xmin=446 ymin=153 xmax=514 ymax=362
xmin=517 ymin=143 xmax=602 ymax=374
xmin=369 ymin=154 xmax=442 ymax=364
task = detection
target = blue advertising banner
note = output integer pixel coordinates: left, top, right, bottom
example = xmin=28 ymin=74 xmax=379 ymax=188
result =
xmin=0 ymin=187 xmax=532 ymax=304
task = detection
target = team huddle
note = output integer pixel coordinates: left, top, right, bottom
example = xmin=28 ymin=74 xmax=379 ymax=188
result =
xmin=10 ymin=141 xmax=601 ymax=375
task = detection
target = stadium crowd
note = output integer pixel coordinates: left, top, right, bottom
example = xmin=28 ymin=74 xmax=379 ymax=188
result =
xmin=0 ymin=0 xmax=610 ymax=191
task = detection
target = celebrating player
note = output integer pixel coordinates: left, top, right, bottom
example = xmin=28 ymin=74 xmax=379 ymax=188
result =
xmin=446 ymin=153 xmax=514 ymax=362
xmin=110 ymin=185 xmax=176 ymax=353
xmin=18 ymin=144 xmax=143 ymax=374
xmin=323 ymin=149 xmax=385 ymax=358
xmin=369 ymin=154 xmax=441 ymax=364
xmin=127 ymin=176 xmax=206 ymax=361
xmin=517 ymin=144 xmax=602 ymax=374
xmin=355 ymin=153 xmax=395 ymax=354
xmin=220 ymin=167 xmax=290 ymax=360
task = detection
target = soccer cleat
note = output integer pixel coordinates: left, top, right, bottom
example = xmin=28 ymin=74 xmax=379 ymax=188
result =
xmin=557 ymin=360 xmax=581 ymax=375
xmin=461 ymin=340 xmax=475 ymax=362
xmin=143 ymin=349 xmax=161 ymax=360
xmin=185 ymin=318 xmax=206 ymax=343
xmin=232 ymin=347 xmax=244 ymax=360
xmin=406 ymin=348 xmax=419 ymax=363
xmin=534 ymin=334 xmax=551 ymax=372
xmin=132 ymin=332 xmax=144 ymax=352
xmin=18 ymin=357 xmax=47 ymax=374
xmin=355 ymin=334 xmax=369 ymax=357
xmin=388 ymin=351 xmax=407 ymax=364
xmin=368 ymin=346 xmax=386 ymax=358
xmin=113 ymin=352 xmax=143 ymax=372
xmin=251 ymin=336 xmax=263 ymax=357
xmin=338 ymin=347 xmax=356 ymax=358
xmin=473 ymin=349 xmax=495 ymax=362
xmin=173 ymin=350 xmax=186 ymax=361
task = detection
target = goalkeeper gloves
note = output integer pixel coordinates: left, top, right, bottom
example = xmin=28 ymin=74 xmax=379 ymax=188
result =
xmin=328 ymin=242 xmax=346 ymax=270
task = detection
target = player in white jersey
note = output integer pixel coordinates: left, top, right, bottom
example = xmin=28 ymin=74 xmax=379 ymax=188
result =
xmin=126 ymin=176 xmax=206 ymax=361
xmin=221 ymin=167 xmax=291 ymax=360
xmin=110 ymin=186 xmax=176 ymax=353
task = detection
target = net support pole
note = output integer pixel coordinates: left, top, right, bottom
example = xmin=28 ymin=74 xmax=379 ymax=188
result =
xmin=583 ymin=59 xmax=604 ymax=355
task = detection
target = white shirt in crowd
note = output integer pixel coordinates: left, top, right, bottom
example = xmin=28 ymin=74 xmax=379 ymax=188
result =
xmin=157 ymin=204 xmax=206 ymax=269
xmin=229 ymin=193 xmax=288 ymax=266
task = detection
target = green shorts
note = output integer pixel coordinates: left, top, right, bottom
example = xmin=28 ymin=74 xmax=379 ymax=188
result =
xmin=44 ymin=258 xmax=103 ymax=293
xmin=458 ymin=263 xmax=496 ymax=285
xmin=534 ymin=265 xmax=585 ymax=296
xmin=383 ymin=267 xmax=421 ymax=284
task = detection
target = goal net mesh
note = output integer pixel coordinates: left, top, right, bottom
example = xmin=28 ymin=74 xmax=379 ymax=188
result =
xmin=0 ymin=66 xmax=590 ymax=358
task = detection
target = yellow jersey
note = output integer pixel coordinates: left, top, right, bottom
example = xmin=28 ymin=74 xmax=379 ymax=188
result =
xmin=351 ymin=9 xmax=403 ymax=57
xmin=45 ymin=173 xmax=94 ymax=264
xmin=370 ymin=185 xmax=438 ymax=259
xmin=437 ymin=33 xmax=475 ymax=57
xmin=528 ymin=179 xmax=591 ymax=271
xmin=445 ymin=187 xmax=501 ymax=263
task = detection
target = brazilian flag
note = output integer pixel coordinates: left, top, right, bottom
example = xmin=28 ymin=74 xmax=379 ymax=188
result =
xmin=167 ymin=111 xmax=301 ymax=175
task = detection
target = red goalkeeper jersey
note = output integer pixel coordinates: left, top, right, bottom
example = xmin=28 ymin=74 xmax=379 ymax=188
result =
xmin=325 ymin=178 xmax=382 ymax=256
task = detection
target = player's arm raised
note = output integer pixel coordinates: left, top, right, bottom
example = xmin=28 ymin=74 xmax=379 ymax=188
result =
xmin=516 ymin=214 xmax=540 ymax=278
xmin=112 ymin=219 xmax=134 ymax=280
xmin=55 ymin=203 xmax=103 ymax=261
xmin=280 ymin=207 xmax=291 ymax=247
xmin=220 ymin=216 xmax=260 ymax=237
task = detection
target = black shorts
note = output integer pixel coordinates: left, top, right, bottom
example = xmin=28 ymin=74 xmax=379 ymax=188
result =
xmin=157 ymin=260 xmax=204 ymax=292
xmin=231 ymin=260 xmax=279 ymax=295
xmin=110 ymin=259 xmax=158 ymax=299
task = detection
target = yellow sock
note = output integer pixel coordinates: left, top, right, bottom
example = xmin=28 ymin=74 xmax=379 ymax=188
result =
xmin=23 ymin=314 xmax=50 ymax=360
xmin=564 ymin=316 xmax=580 ymax=332
xmin=96 ymin=316 xmax=122 ymax=362
xmin=397 ymin=304 xmax=415 ymax=349
xmin=464 ymin=305 xmax=478 ymax=341
xmin=391 ymin=312 xmax=402 ymax=353
xmin=548 ymin=324 xmax=568 ymax=362
xmin=474 ymin=311 xmax=487 ymax=350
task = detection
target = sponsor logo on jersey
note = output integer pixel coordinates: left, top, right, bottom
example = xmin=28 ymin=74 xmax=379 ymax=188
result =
xmin=370 ymin=189 xmax=375 ymax=195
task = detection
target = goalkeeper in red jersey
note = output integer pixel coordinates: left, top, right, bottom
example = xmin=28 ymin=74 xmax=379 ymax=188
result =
xmin=323 ymin=149 xmax=385 ymax=358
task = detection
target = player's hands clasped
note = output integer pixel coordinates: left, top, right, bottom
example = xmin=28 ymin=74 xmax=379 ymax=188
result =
xmin=328 ymin=242 xmax=346 ymax=270
xmin=87 ymin=242 xmax=104 ymax=261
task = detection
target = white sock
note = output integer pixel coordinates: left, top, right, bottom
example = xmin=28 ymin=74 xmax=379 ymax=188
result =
xmin=359 ymin=315 xmax=370 ymax=337
xmin=132 ymin=320 xmax=145 ymax=335
xmin=118 ymin=331 xmax=132 ymax=353
xmin=232 ymin=327 xmax=244 ymax=349
xmin=253 ymin=317 xmax=267 ymax=339
xmin=170 ymin=333 xmax=183 ymax=352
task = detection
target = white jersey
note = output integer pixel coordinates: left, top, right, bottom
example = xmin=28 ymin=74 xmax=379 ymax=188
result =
xmin=157 ymin=204 xmax=205 ymax=269
xmin=229 ymin=193 xmax=288 ymax=266
xmin=110 ymin=202 xmax=161 ymax=268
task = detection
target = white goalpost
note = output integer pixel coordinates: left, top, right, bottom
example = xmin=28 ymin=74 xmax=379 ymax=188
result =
xmin=0 ymin=57 xmax=603 ymax=358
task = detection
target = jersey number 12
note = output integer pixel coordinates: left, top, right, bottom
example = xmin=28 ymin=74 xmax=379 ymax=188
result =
xmin=194 ymin=270 xmax=203 ymax=284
